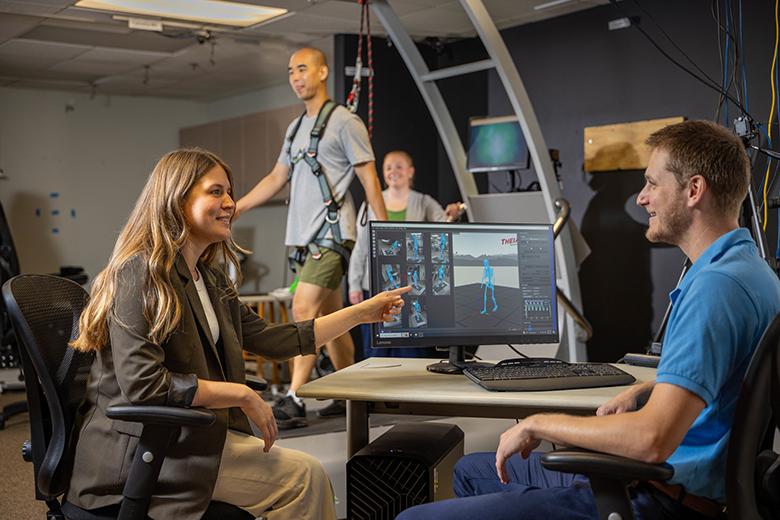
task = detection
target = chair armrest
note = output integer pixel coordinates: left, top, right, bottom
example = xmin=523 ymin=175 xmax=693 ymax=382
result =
xmin=106 ymin=405 xmax=215 ymax=427
xmin=541 ymin=448 xmax=674 ymax=481
xmin=245 ymin=374 xmax=268 ymax=392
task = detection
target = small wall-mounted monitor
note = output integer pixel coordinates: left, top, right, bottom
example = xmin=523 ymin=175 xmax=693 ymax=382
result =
xmin=467 ymin=115 xmax=530 ymax=173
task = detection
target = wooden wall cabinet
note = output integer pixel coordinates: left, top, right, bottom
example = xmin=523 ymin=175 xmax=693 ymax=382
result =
xmin=180 ymin=103 xmax=302 ymax=201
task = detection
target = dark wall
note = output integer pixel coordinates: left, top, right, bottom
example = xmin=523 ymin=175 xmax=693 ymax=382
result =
xmin=334 ymin=34 xmax=487 ymax=209
xmin=334 ymin=0 xmax=776 ymax=361
xmin=484 ymin=0 xmax=776 ymax=361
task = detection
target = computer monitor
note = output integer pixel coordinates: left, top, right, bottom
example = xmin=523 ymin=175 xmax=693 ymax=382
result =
xmin=467 ymin=115 xmax=530 ymax=173
xmin=369 ymin=221 xmax=558 ymax=373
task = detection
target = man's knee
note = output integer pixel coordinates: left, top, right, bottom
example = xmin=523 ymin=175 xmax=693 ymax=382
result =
xmin=292 ymin=293 xmax=324 ymax=320
xmin=453 ymin=456 xmax=472 ymax=497
xmin=453 ymin=452 xmax=494 ymax=497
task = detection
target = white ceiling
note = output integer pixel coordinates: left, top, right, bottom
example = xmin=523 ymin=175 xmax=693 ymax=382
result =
xmin=0 ymin=0 xmax=606 ymax=101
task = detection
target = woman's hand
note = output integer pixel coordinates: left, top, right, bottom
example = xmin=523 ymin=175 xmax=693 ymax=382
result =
xmin=349 ymin=290 xmax=364 ymax=305
xmin=495 ymin=418 xmax=541 ymax=484
xmin=239 ymin=389 xmax=278 ymax=452
xmin=358 ymin=286 xmax=411 ymax=323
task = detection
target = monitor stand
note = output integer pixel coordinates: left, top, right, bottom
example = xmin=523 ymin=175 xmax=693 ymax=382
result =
xmin=426 ymin=346 xmax=493 ymax=374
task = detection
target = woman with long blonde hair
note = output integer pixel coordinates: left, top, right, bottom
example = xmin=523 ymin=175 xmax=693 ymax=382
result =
xmin=66 ymin=148 xmax=408 ymax=520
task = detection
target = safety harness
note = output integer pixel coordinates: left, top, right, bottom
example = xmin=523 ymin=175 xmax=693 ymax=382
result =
xmin=286 ymin=100 xmax=352 ymax=272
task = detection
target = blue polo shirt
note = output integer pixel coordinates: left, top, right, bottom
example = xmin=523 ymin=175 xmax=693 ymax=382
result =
xmin=657 ymin=228 xmax=780 ymax=501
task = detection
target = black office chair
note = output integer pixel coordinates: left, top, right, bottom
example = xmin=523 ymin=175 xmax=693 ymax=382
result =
xmin=2 ymin=274 xmax=257 ymax=520
xmin=541 ymin=311 xmax=780 ymax=520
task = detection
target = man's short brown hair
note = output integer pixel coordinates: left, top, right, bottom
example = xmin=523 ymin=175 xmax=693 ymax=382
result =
xmin=646 ymin=120 xmax=750 ymax=217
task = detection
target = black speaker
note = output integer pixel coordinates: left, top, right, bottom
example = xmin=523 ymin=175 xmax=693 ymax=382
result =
xmin=347 ymin=422 xmax=464 ymax=519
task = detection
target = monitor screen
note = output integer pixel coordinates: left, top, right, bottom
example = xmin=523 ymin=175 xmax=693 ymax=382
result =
xmin=466 ymin=115 xmax=529 ymax=173
xmin=369 ymin=221 xmax=558 ymax=348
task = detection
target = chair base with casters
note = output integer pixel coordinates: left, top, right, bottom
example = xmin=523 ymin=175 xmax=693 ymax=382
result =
xmin=0 ymin=397 xmax=27 ymax=429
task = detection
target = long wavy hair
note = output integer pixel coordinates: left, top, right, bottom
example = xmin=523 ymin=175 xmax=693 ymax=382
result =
xmin=70 ymin=148 xmax=246 ymax=352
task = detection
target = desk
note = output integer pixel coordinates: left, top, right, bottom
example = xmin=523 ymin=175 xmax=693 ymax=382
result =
xmin=297 ymin=358 xmax=656 ymax=457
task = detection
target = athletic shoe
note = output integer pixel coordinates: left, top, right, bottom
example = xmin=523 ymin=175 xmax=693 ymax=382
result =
xmin=272 ymin=395 xmax=307 ymax=429
xmin=316 ymin=399 xmax=346 ymax=417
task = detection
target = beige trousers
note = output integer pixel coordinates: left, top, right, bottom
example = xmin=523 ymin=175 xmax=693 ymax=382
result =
xmin=211 ymin=430 xmax=337 ymax=520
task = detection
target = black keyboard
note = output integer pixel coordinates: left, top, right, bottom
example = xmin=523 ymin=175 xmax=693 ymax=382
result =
xmin=463 ymin=358 xmax=636 ymax=391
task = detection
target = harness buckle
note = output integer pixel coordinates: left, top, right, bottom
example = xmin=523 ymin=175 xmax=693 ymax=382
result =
xmin=325 ymin=212 xmax=340 ymax=224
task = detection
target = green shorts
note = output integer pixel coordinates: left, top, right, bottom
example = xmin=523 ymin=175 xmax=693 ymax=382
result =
xmin=294 ymin=241 xmax=354 ymax=291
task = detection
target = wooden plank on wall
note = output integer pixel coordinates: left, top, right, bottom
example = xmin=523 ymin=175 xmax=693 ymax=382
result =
xmin=584 ymin=116 xmax=684 ymax=172
xmin=180 ymin=104 xmax=300 ymax=202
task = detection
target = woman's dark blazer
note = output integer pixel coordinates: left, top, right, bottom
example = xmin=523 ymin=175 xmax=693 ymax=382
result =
xmin=66 ymin=255 xmax=315 ymax=520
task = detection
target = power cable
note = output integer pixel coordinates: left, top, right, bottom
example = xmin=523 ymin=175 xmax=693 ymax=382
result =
xmin=609 ymin=0 xmax=753 ymax=121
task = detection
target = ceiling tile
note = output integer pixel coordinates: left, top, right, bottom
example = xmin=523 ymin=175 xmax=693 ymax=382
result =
xmin=22 ymin=24 xmax=192 ymax=52
xmin=94 ymin=73 xmax=177 ymax=89
xmin=252 ymin=12 xmax=359 ymax=37
xmin=0 ymin=38 xmax=89 ymax=59
xmin=75 ymin=46 xmax=173 ymax=66
xmin=399 ymin=7 xmax=476 ymax=37
xmin=49 ymin=58 xmax=135 ymax=75
xmin=0 ymin=13 xmax=41 ymax=43
xmin=0 ymin=0 xmax=73 ymax=17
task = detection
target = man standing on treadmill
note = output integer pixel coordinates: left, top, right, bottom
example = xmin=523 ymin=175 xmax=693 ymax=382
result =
xmin=397 ymin=120 xmax=780 ymax=519
xmin=236 ymin=47 xmax=387 ymax=429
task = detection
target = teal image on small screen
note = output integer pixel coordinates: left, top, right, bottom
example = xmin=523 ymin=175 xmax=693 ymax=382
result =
xmin=467 ymin=118 xmax=528 ymax=172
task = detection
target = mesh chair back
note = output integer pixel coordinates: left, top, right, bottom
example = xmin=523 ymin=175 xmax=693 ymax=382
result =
xmin=726 ymin=311 xmax=780 ymax=520
xmin=1 ymin=274 xmax=93 ymax=499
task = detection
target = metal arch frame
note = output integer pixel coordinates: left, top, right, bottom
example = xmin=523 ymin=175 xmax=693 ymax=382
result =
xmin=372 ymin=0 xmax=586 ymax=361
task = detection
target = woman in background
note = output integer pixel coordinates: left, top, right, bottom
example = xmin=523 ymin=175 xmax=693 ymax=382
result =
xmin=349 ymin=149 xmax=461 ymax=359
xmin=67 ymin=148 xmax=407 ymax=520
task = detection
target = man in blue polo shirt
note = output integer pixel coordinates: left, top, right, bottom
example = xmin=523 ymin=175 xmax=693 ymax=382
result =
xmin=397 ymin=121 xmax=780 ymax=520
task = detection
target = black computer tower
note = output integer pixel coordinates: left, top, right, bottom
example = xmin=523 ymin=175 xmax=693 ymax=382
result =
xmin=347 ymin=422 xmax=464 ymax=519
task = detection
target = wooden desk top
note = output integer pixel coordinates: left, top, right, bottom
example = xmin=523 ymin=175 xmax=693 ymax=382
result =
xmin=297 ymin=357 xmax=656 ymax=411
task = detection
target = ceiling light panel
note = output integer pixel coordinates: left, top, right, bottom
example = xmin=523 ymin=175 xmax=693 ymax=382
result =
xmin=74 ymin=0 xmax=287 ymax=28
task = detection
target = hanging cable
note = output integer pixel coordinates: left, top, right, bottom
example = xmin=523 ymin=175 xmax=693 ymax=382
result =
xmin=366 ymin=1 xmax=374 ymax=138
xmin=764 ymin=0 xmax=779 ymax=231
xmin=739 ymin=0 xmax=749 ymax=112
xmin=611 ymin=0 xmax=752 ymax=120
xmin=345 ymin=0 xmax=374 ymax=137
xmin=723 ymin=1 xmax=731 ymax=126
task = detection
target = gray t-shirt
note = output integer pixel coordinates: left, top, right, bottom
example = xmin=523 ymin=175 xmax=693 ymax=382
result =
xmin=278 ymin=104 xmax=374 ymax=247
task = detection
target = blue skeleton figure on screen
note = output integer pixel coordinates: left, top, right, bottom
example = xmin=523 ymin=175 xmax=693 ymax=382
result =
xmin=436 ymin=264 xmax=446 ymax=285
xmin=412 ymin=233 xmax=420 ymax=259
xmin=384 ymin=264 xmax=400 ymax=289
xmin=438 ymin=233 xmax=447 ymax=261
xmin=480 ymin=258 xmax=498 ymax=314
xmin=412 ymin=299 xmax=423 ymax=319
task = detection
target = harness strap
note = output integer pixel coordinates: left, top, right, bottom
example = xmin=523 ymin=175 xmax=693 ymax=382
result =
xmin=285 ymin=100 xmax=350 ymax=267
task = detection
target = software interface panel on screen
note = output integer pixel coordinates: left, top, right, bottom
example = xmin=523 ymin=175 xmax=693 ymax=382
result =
xmin=370 ymin=222 xmax=558 ymax=348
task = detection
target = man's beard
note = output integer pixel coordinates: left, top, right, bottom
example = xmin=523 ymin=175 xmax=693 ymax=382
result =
xmin=645 ymin=197 xmax=689 ymax=245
